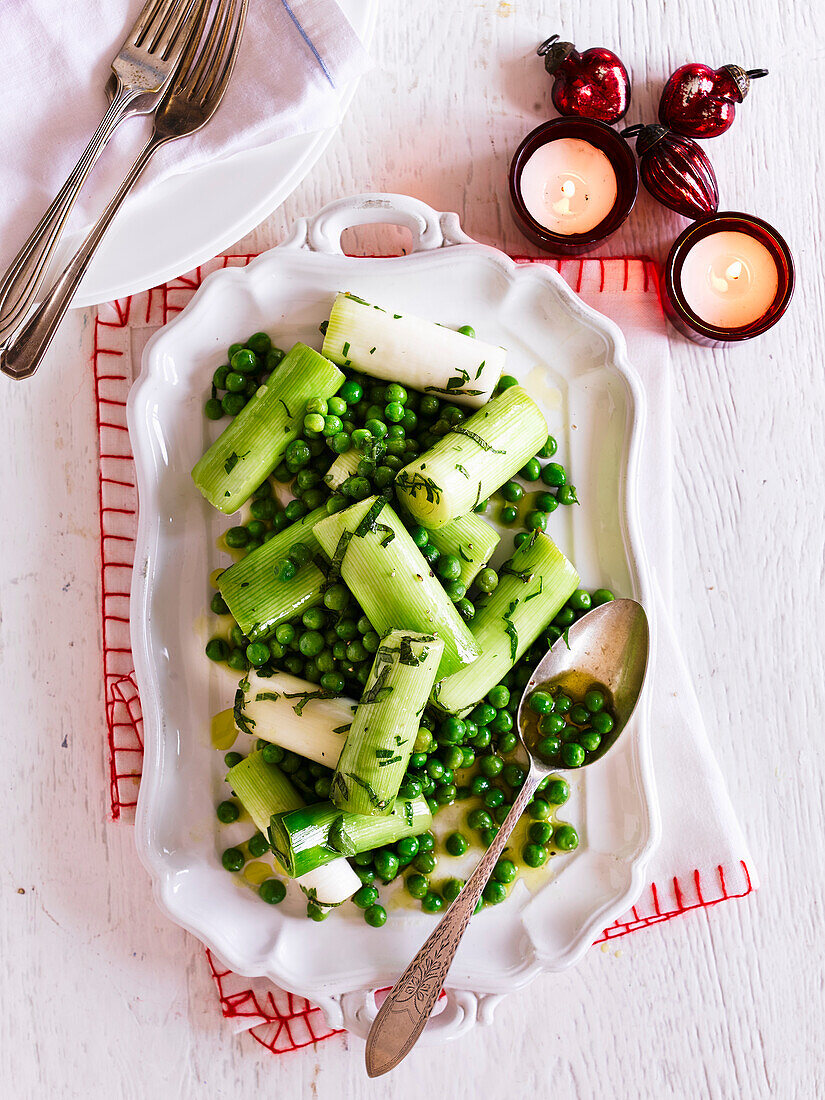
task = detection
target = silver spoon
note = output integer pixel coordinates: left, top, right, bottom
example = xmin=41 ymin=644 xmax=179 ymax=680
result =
xmin=365 ymin=598 xmax=650 ymax=1077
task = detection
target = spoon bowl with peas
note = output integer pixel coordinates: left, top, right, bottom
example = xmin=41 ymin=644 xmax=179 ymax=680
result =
xmin=365 ymin=598 xmax=650 ymax=1077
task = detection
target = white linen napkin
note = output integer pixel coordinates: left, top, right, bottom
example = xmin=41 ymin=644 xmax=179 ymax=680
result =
xmin=0 ymin=0 xmax=370 ymax=270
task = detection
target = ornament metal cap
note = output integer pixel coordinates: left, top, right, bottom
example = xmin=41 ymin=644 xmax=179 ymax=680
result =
xmin=536 ymin=34 xmax=576 ymax=74
xmin=621 ymin=123 xmax=668 ymax=157
xmin=722 ymin=64 xmax=769 ymax=101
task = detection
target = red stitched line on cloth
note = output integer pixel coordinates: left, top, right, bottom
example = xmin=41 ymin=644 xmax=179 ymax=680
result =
xmin=94 ymin=249 xmax=750 ymax=1053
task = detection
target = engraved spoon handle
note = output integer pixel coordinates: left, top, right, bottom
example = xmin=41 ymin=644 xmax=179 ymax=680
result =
xmin=365 ymin=768 xmax=543 ymax=1076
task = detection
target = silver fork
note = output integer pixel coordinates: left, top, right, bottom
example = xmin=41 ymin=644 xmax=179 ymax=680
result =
xmin=0 ymin=0 xmax=203 ymax=340
xmin=1 ymin=0 xmax=247 ymax=381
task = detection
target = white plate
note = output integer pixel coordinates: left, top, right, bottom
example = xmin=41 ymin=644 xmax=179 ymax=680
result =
xmin=128 ymin=193 xmax=660 ymax=1044
xmin=56 ymin=0 xmax=376 ymax=309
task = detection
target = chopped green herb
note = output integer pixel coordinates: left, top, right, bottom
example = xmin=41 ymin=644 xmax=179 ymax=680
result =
xmin=455 ymin=463 xmax=470 ymax=479
xmin=234 ymin=678 xmax=255 ymax=736
xmin=283 ymin=690 xmax=336 ymax=716
xmin=342 ymin=342 xmax=351 ymax=357
xmin=395 ymin=472 xmax=442 ymax=504
xmin=255 ymin=692 xmax=280 ymax=703
xmin=278 ymin=398 xmax=292 ymax=418
xmin=450 ymin=426 xmax=505 ymax=454
xmin=378 ymin=755 xmax=403 ymax=767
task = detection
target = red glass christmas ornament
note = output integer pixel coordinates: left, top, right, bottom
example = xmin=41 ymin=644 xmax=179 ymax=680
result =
xmin=537 ymin=35 xmax=630 ymax=124
xmin=659 ymin=63 xmax=768 ymax=138
xmin=622 ymin=124 xmax=719 ymax=219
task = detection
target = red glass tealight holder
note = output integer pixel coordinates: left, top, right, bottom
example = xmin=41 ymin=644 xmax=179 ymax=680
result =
xmin=509 ymin=117 xmax=638 ymax=256
xmin=663 ymin=212 xmax=794 ymax=347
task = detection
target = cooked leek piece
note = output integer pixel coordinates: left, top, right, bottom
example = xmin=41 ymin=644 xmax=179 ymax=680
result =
xmin=395 ymin=386 xmax=548 ymax=529
xmin=431 ymin=531 xmax=579 ymax=715
xmin=321 ymin=292 xmax=504 ymax=408
xmin=323 ymin=449 xmax=360 ymax=491
xmin=268 ymin=795 xmax=432 ymax=878
xmin=218 ymin=507 xmax=328 ymax=640
xmin=331 ymin=631 xmax=443 ymax=815
xmin=424 ymin=514 xmax=500 ymax=589
xmin=240 ymin=671 xmax=356 ymax=767
xmin=313 ymin=496 xmax=481 ymax=679
xmin=192 ymin=343 xmax=344 ymax=514
xmin=227 ymin=751 xmax=359 ymax=905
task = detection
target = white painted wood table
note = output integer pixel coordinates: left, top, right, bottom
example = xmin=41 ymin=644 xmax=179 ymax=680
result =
xmin=2 ymin=4 xmax=824 ymax=1097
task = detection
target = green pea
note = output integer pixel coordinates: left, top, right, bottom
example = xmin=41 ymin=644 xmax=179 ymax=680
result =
xmin=527 ymin=799 xmax=552 ymax=821
xmin=213 ymin=364 xmax=230 ymax=389
xmin=501 ymin=480 xmax=523 ymax=503
xmin=558 ymin=485 xmax=579 ymax=506
xmin=224 ymin=371 xmax=247 ymax=394
xmin=561 ymin=742 xmax=585 ymax=767
xmin=224 ymin=525 xmax=249 ymax=549
xmin=216 ymin=800 xmax=239 ymax=823
xmin=205 ymin=638 xmax=229 ymax=662
xmin=221 ymin=393 xmax=246 ymax=416
xmin=580 ymin=731 xmax=602 ymax=752
xmin=479 ymin=754 xmax=503 ymax=778
xmin=383 ymin=382 xmax=406 ymax=404
xmin=248 ymin=832 xmax=270 ymax=857
xmin=435 ymin=783 xmax=456 ymax=805
xmin=406 ymin=873 xmax=429 ymax=899
xmin=440 ymin=745 xmax=464 ymax=771
xmin=538 ymin=435 xmax=558 ymax=458
xmin=525 ymin=509 xmax=548 ymax=532
xmin=436 ymin=554 xmax=462 ymax=581
xmin=553 ymin=693 xmax=572 ymax=715
xmin=490 ymin=711 xmax=513 ymax=736
xmin=473 ymin=498 xmax=489 ymax=513
xmin=445 ymin=832 xmax=469 ymax=857
xmin=438 ymin=716 xmax=465 ymax=744
xmin=339 ymin=380 xmax=362 ymax=404
xmin=204 ymin=398 xmax=224 ymax=420
xmin=592 ymin=588 xmax=615 ymax=606
xmin=299 ymin=630 xmax=324 ymax=657
xmin=500 ymin=504 xmax=518 ymax=525
xmin=483 ymin=787 xmax=504 ymax=809
xmin=261 ymin=743 xmax=284 ymax=766
xmin=421 ymin=544 xmax=440 ymax=567
xmin=540 ymin=462 xmax=565 ymax=487
xmin=522 ymin=843 xmax=548 ymax=868
xmin=470 ymin=776 xmax=490 ymax=799
xmin=539 ymin=713 xmax=565 ymax=737
xmin=472 ymin=702 xmax=496 ymax=727
xmin=374 ymin=850 xmax=400 ymax=881
xmin=246 ymin=642 xmax=270 ymax=667
xmin=265 ymin=346 xmax=285 ymax=372
xmin=257 ymin=878 xmax=286 ymax=905
xmin=502 ymin=763 xmax=525 ymax=789
xmin=476 ymin=568 xmax=499 ymax=594
xmin=442 ymin=877 xmax=464 ymax=903
xmin=353 ymin=885 xmax=379 ymax=910
xmin=481 ymin=880 xmax=506 ymax=908
xmin=471 ymin=727 xmax=492 ymax=750
xmin=276 ymin=558 xmax=297 ymax=582
xmin=396 ymin=836 xmax=419 ymax=863
xmin=417 ymin=831 xmax=435 ymax=853
xmin=488 ymin=684 xmax=510 ymax=709
xmin=284 ymin=499 xmax=308 ymax=522
xmin=569 ymin=704 xmax=590 ymax=725
xmin=468 ymin=808 xmax=493 ymax=831
xmin=497 ymin=374 xmax=519 ymax=392
xmin=346 ymin=476 xmax=372 ymax=500
xmin=591 ymin=711 xmax=614 ymax=735
xmin=413 ymin=851 xmax=437 ymax=875
xmin=520 ymin=458 xmax=541 ymax=481
xmin=537 ymin=736 xmax=561 ymax=759
xmin=363 ymin=903 xmax=387 ymax=927
xmin=478 ymin=827 xmax=497 ymax=847
xmin=528 ymin=690 xmax=553 ymax=715
xmin=231 ymin=348 xmax=259 ymax=374
xmin=209 ymin=592 xmax=228 ymax=616
xmin=554 ymin=824 xmax=579 ymax=851
xmin=535 ymin=493 xmax=558 ymax=515
xmin=457 ymin=324 xmax=476 ymax=338
xmin=530 ymin=822 xmax=556 ymax=851
xmin=584 ymin=688 xmax=605 ymax=713
xmin=421 ymin=891 xmax=444 ymax=914
xmin=222 ymin=847 xmax=244 ymax=872
xmin=514 ymin=532 xmax=529 ymax=549
xmin=443 ymin=580 xmax=467 ymax=603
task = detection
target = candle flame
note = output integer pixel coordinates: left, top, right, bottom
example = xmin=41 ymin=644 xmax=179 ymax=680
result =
xmin=726 ymin=261 xmax=743 ymax=280
xmin=561 ymin=179 xmax=576 ymax=197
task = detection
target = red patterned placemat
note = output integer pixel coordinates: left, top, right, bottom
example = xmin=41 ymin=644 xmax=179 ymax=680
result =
xmin=94 ymin=251 xmax=754 ymax=1052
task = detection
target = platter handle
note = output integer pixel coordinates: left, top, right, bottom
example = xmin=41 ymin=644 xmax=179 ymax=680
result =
xmin=278 ymin=192 xmax=475 ymax=255
xmin=314 ymin=986 xmax=503 ymax=1046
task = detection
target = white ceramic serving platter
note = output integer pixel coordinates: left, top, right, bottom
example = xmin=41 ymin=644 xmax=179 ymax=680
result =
xmin=55 ymin=0 xmax=377 ymax=308
xmin=129 ymin=194 xmax=660 ymax=1044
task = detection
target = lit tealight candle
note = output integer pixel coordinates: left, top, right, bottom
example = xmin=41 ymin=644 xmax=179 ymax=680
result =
xmin=680 ymin=230 xmax=779 ymax=328
xmin=519 ymin=138 xmax=618 ymax=236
